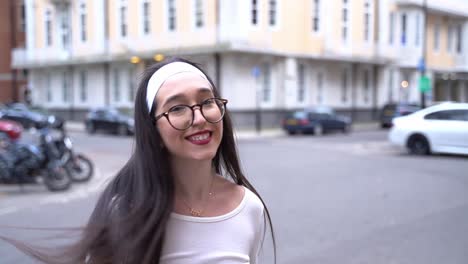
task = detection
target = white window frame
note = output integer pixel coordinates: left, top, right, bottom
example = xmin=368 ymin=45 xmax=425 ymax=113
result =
xmin=140 ymin=0 xmax=151 ymax=35
xmin=316 ymin=70 xmax=325 ymax=105
xmin=250 ymin=0 xmax=261 ymax=28
xmin=268 ymin=0 xmax=278 ymax=29
xmin=118 ymin=0 xmax=128 ymax=38
xmin=46 ymin=73 xmax=52 ymax=102
xmin=261 ymin=63 xmax=272 ymax=104
xmin=79 ymin=70 xmax=87 ymax=102
xmin=342 ymin=0 xmax=350 ymax=44
xmin=456 ymin=24 xmax=463 ymax=54
xmin=434 ymin=21 xmax=440 ymax=52
xmin=415 ymin=13 xmax=420 ymax=46
xmin=363 ymin=0 xmax=373 ymax=43
xmin=45 ymin=9 xmax=53 ymax=47
xmin=113 ymin=68 xmax=121 ymax=102
xmin=79 ymin=1 xmax=87 ymax=42
xmin=341 ymin=68 xmax=350 ymax=103
xmin=62 ymin=71 xmax=70 ymax=103
xmin=389 ymin=12 xmax=395 ymax=45
xmin=128 ymin=68 xmax=136 ymax=102
xmin=192 ymin=0 xmax=204 ymax=29
xmin=447 ymin=23 xmax=454 ymax=53
xmin=59 ymin=10 xmax=70 ymax=49
xmin=166 ymin=0 xmax=177 ymax=31
xmin=297 ymin=64 xmax=306 ymax=104
xmin=401 ymin=13 xmax=407 ymax=46
xmin=362 ymin=68 xmax=371 ymax=103
xmin=312 ymin=0 xmax=321 ymax=34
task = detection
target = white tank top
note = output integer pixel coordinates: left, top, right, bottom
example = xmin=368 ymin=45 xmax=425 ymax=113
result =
xmin=160 ymin=187 xmax=265 ymax=264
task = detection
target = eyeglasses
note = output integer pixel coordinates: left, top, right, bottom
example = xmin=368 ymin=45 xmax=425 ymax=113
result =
xmin=155 ymin=98 xmax=228 ymax=130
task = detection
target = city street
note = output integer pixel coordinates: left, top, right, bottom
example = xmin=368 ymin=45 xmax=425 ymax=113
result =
xmin=0 ymin=128 xmax=467 ymax=263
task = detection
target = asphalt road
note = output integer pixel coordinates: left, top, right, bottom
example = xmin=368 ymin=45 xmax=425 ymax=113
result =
xmin=0 ymin=129 xmax=467 ymax=264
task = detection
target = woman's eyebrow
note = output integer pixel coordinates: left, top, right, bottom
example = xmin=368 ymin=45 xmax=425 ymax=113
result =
xmin=162 ymin=87 xmax=213 ymax=108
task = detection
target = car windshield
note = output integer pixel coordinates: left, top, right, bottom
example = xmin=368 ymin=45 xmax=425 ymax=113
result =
xmin=292 ymin=112 xmax=307 ymax=119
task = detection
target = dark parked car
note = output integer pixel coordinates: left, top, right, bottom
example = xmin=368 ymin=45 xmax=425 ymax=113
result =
xmin=0 ymin=103 xmax=49 ymax=129
xmin=85 ymin=108 xmax=134 ymax=136
xmin=282 ymin=107 xmax=351 ymax=135
xmin=380 ymin=103 xmax=421 ymax=128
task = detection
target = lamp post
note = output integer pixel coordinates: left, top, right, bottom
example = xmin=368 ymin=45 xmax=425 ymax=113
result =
xmin=419 ymin=0 xmax=428 ymax=108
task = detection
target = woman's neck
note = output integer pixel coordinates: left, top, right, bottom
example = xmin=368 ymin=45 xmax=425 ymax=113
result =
xmin=171 ymin=157 xmax=215 ymax=201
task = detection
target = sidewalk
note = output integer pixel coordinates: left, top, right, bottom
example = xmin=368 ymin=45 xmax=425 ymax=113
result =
xmin=65 ymin=121 xmax=380 ymax=139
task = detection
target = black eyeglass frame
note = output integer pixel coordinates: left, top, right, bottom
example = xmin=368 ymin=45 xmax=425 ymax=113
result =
xmin=154 ymin=98 xmax=228 ymax=130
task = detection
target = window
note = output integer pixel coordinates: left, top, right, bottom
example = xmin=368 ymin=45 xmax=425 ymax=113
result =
xmin=312 ymin=0 xmax=320 ymax=32
xmin=364 ymin=0 xmax=370 ymax=42
xmin=79 ymin=70 xmax=87 ymax=102
xmin=363 ymin=69 xmax=370 ymax=103
xmin=342 ymin=0 xmax=349 ymax=42
xmin=425 ymin=110 xmax=468 ymax=121
xmin=456 ymin=24 xmax=463 ymax=53
xmin=401 ymin=13 xmax=407 ymax=45
xmin=19 ymin=2 xmax=26 ymax=32
xmin=341 ymin=69 xmax=348 ymax=102
xmin=262 ymin=63 xmax=271 ymax=103
xmin=128 ymin=69 xmax=135 ymax=102
xmin=447 ymin=24 xmax=454 ymax=53
xmin=389 ymin=12 xmax=395 ymax=44
xmin=120 ymin=1 xmax=128 ymax=37
xmin=317 ymin=72 xmax=323 ymax=104
xmin=269 ymin=0 xmax=277 ymax=27
xmin=168 ymin=0 xmax=176 ymax=31
xmin=297 ymin=64 xmax=305 ymax=103
xmin=114 ymin=69 xmax=121 ymax=102
xmin=79 ymin=2 xmax=87 ymax=41
xmin=46 ymin=73 xmax=52 ymax=102
xmin=60 ymin=11 xmax=69 ymax=49
xmin=194 ymin=0 xmax=203 ymax=28
xmin=251 ymin=0 xmax=258 ymax=25
xmin=415 ymin=14 xmax=420 ymax=46
xmin=45 ymin=10 xmax=52 ymax=46
xmin=142 ymin=1 xmax=151 ymax=34
xmin=434 ymin=22 xmax=440 ymax=51
xmin=388 ymin=69 xmax=394 ymax=102
xmin=62 ymin=71 xmax=69 ymax=102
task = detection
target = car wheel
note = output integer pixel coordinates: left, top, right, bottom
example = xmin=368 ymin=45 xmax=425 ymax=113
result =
xmin=407 ymin=135 xmax=431 ymax=155
xmin=117 ymin=124 xmax=128 ymax=136
xmin=86 ymin=122 xmax=96 ymax=134
xmin=342 ymin=124 xmax=351 ymax=134
xmin=314 ymin=124 xmax=323 ymax=136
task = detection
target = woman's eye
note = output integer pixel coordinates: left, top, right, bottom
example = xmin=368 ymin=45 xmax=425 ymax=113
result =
xmin=169 ymin=106 xmax=186 ymax=113
xmin=202 ymin=99 xmax=215 ymax=105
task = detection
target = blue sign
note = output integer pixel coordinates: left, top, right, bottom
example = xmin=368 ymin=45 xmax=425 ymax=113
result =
xmin=252 ymin=66 xmax=261 ymax=78
xmin=418 ymin=58 xmax=426 ymax=72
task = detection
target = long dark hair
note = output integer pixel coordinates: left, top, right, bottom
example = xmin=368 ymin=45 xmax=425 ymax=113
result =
xmin=3 ymin=57 xmax=276 ymax=263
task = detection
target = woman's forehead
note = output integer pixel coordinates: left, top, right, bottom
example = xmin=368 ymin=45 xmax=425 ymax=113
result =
xmin=156 ymin=73 xmax=213 ymax=103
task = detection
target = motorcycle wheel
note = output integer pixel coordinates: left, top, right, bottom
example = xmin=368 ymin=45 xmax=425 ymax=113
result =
xmin=43 ymin=163 xmax=72 ymax=192
xmin=67 ymin=154 xmax=94 ymax=182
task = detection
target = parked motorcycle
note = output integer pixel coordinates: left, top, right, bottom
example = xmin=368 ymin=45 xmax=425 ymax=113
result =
xmin=54 ymin=127 xmax=94 ymax=183
xmin=0 ymin=121 xmax=72 ymax=192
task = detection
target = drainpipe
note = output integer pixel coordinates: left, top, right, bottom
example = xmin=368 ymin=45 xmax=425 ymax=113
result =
xmin=104 ymin=0 xmax=110 ymax=106
xmin=10 ymin=0 xmax=19 ymax=102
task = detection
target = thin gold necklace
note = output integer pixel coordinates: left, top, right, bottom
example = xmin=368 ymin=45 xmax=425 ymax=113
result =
xmin=180 ymin=176 xmax=215 ymax=217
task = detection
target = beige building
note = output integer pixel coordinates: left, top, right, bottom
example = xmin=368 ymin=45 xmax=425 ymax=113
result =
xmin=11 ymin=0 xmax=468 ymax=127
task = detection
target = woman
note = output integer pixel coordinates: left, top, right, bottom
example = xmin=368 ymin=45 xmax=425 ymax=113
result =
xmin=11 ymin=57 xmax=275 ymax=264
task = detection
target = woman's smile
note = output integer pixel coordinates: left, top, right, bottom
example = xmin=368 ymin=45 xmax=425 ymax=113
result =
xmin=185 ymin=130 xmax=213 ymax=145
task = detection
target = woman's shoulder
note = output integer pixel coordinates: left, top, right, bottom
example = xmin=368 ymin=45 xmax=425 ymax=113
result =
xmin=215 ymin=176 xmax=264 ymax=215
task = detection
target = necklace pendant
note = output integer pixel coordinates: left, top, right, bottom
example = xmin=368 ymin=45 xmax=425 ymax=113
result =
xmin=190 ymin=209 xmax=202 ymax=217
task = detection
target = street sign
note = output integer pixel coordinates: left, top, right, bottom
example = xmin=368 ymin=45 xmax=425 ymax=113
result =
xmin=252 ymin=66 xmax=261 ymax=78
xmin=418 ymin=58 xmax=426 ymax=72
xmin=419 ymin=76 xmax=431 ymax=93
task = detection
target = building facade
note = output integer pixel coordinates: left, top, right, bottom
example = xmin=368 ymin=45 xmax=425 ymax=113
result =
xmin=1 ymin=0 xmax=27 ymax=103
xmin=11 ymin=0 xmax=468 ymax=128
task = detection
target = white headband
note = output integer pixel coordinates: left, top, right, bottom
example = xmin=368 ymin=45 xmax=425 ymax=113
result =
xmin=146 ymin=62 xmax=209 ymax=113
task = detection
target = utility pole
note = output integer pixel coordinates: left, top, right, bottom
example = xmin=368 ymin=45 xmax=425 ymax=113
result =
xmin=419 ymin=0 xmax=428 ymax=108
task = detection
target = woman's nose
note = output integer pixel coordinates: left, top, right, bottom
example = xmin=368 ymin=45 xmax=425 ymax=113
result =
xmin=192 ymin=106 xmax=206 ymax=126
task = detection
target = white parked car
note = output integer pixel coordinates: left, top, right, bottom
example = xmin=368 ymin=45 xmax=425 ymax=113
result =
xmin=389 ymin=102 xmax=468 ymax=155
